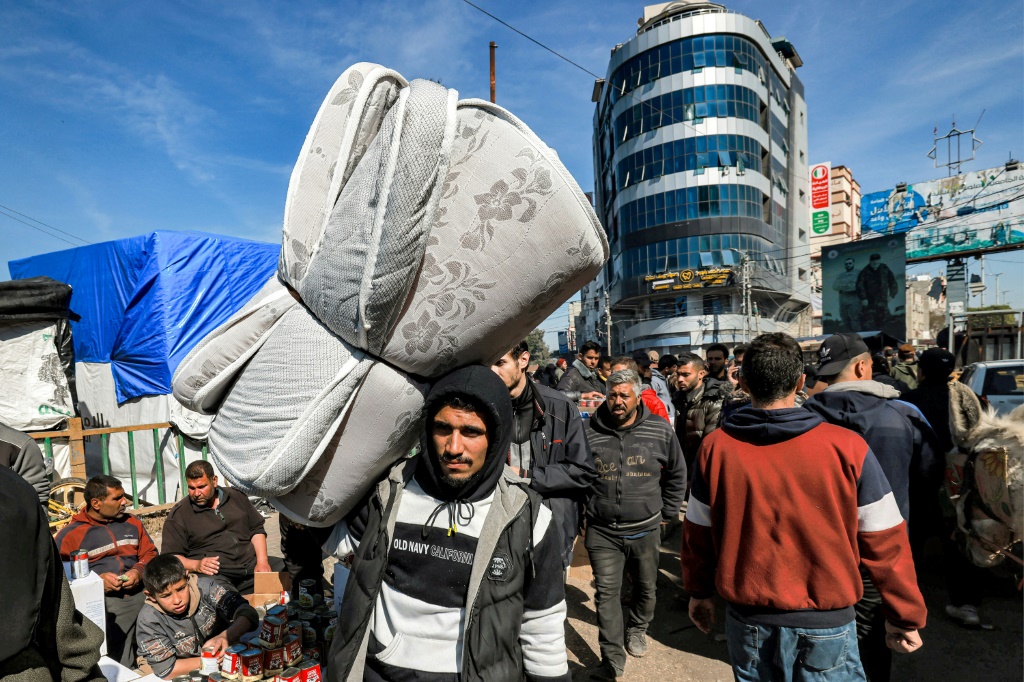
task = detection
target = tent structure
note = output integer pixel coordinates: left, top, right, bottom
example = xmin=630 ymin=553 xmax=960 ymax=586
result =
xmin=9 ymin=231 xmax=280 ymax=501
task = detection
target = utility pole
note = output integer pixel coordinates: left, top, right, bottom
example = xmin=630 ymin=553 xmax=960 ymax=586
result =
xmin=740 ymin=253 xmax=752 ymax=342
xmin=993 ymin=273 xmax=1002 ymax=305
xmin=604 ymin=290 xmax=612 ymax=355
xmin=979 ymin=255 xmax=985 ymax=307
xmin=489 ymin=42 xmax=497 ymax=103
xmin=753 ymin=301 xmax=760 ymax=336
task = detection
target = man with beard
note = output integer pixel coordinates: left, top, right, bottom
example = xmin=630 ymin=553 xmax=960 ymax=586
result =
xmin=833 ymin=257 xmax=861 ymax=331
xmin=671 ymin=353 xmax=726 ymax=480
xmin=585 ymin=369 xmax=686 ymax=680
xmin=55 ymin=475 xmax=158 ymax=665
xmin=491 ymin=339 xmax=596 ymax=568
xmin=557 ymin=340 xmax=606 ymax=403
xmin=324 ymin=366 xmax=570 ymax=681
xmin=856 ymin=254 xmax=898 ymax=330
xmin=704 ymin=344 xmax=730 ymax=383
xmin=161 ymin=461 xmax=271 ymax=594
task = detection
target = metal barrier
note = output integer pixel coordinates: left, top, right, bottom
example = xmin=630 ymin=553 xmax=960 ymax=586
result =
xmin=31 ymin=418 xmax=208 ymax=509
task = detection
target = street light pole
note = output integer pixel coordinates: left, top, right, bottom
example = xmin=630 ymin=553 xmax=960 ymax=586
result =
xmin=604 ymin=290 xmax=612 ymax=355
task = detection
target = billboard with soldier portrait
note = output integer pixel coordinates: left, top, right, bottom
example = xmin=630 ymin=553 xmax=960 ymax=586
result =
xmin=821 ymin=235 xmax=906 ymax=339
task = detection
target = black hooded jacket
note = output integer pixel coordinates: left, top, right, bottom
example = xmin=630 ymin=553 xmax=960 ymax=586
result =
xmin=804 ymin=381 xmax=942 ymax=525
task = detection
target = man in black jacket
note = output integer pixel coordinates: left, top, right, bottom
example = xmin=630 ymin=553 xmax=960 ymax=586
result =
xmin=492 ymin=340 xmax=597 ymax=567
xmin=556 ymin=340 xmax=605 ymax=402
xmin=585 ymin=369 xmax=687 ymax=680
xmin=671 ymin=353 xmax=726 ymax=477
xmin=803 ymin=333 xmax=941 ymax=682
xmin=323 ymin=366 xmax=570 ymax=681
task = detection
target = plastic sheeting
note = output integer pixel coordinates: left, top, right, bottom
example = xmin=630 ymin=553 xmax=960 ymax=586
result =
xmin=8 ymin=232 xmax=280 ymax=403
xmin=0 ymin=321 xmax=75 ymax=430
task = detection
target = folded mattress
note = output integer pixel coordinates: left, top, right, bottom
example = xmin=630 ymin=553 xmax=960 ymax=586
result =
xmin=172 ymin=274 xmax=298 ymax=414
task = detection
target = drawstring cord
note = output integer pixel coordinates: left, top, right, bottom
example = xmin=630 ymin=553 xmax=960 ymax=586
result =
xmin=423 ymin=499 xmax=476 ymax=538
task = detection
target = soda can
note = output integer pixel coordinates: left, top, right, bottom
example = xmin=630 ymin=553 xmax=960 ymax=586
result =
xmin=71 ymin=550 xmax=89 ymax=579
xmin=297 ymin=579 xmax=316 ymax=608
xmin=298 ymin=661 xmax=322 ymax=682
xmin=200 ymin=645 xmax=220 ymax=673
xmin=221 ymin=644 xmax=246 ymax=676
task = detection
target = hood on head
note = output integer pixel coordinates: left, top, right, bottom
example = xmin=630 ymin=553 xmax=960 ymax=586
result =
xmin=415 ymin=364 xmax=513 ymax=501
xmin=821 ymin=379 xmax=899 ymax=399
xmin=723 ymin=405 xmax=823 ymax=445
xmin=804 ymin=384 xmax=897 ymax=433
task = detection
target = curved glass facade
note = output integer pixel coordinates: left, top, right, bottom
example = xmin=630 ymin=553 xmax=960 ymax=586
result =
xmin=610 ymin=34 xmax=769 ymax=105
xmin=614 ymin=84 xmax=761 ymax=145
xmin=623 ymin=233 xmax=776 ymax=279
xmin=616 ymin=134 xmax=763 ymax=190
xmin=619 ymin=184 xmax=764 ymax=235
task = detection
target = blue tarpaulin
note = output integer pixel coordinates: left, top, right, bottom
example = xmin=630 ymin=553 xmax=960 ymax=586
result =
xmin=9 ymin=231 xmax=280 ymax=403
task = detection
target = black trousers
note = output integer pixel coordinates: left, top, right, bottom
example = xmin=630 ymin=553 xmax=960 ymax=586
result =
xmin=854 ymin=571 xmax=891 ymax=682
xmin=585 ymin=524 xmax=660 ymax=672
xmin=280 ymin=515 xmax=326 ymax=599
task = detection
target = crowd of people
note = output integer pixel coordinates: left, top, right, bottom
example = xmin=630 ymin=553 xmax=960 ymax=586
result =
xmin=0 ymin=329 xmax=1011 ymax=681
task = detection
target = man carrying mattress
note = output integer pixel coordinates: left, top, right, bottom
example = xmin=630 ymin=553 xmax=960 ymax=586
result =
xmin=491 ymin=339 xmax=597 ymax=568
xmin=323 ymin=365 xmax=570 ymax=681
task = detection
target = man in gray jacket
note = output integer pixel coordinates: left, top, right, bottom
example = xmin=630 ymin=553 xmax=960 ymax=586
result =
xmin=0 ymin=421 xmax=50 ymax=505
xmin=556 ymin=340 xmax=605 ymax=402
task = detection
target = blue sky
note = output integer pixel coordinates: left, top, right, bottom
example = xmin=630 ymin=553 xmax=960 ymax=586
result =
xmin=2 ymin=0 xmax=1022 ymax=351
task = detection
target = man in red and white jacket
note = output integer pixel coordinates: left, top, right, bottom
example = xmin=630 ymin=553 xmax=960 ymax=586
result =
xmin=56 ymin=475 xmax=158 ymax=666
xmin=681 ymin=333 xmax=926 ymax=681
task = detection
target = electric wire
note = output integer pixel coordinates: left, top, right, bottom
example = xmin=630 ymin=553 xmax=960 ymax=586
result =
xmin=0 ymin=207 xmax=84 ymax=248
xmin=0 ymin=202 xmax=92 ymax=245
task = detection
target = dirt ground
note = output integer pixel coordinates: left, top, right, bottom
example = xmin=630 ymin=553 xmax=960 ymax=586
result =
xmin=215 ymin=512 xmax=1023 ymax=680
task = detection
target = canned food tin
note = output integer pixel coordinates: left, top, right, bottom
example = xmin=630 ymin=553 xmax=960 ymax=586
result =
xmin=172 ymin=676 xmax=191 ymax=682
xmin=200 ymin=645 xmax=220 ymax=673
xmin=283 ymin=634 xmax=303 ymax=666
xmin=287 ymin=620 xmax=303 ymax=639
xmin=302 ymin=644 xmax=322 ymax=663
xmin=71 ymin=550 xmax=89 ymax=580
xmin=221 ymin=644 xmax=246 ymax=676
xmin=323 ymin=616 xmax=337 ymax=642
xmin=298 ymin=661 xmax=323 ymax=682
xmin=188 ymin=671 xmax=205 ymax=682
xmin=259 ymin=615 xmax=286 ymax=647
xmin=276 ymin=667 xmax=301 ymax=682
xmin=267 ymin=604 xmax=287 ymax=620
xmin=239 ymin=648 xmax=263 ymax=679
xmin=297 ymin=579 xmax=316 ymax=608
xmin=208 ymin=673 xmax=224 ymax=682
xmin=301 ymin=622 xmax=317 ymax=647
xmin=262 ymin=644 xmax=286 ymax=675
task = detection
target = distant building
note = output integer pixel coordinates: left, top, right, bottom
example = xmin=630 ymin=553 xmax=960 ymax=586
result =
xmin=810 ymin=165 xmax=861 ymax=333
xmin=581 ymin=1 xmax=812 ymax=355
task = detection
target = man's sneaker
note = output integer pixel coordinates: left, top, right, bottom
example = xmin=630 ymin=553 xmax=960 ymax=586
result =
xmin=946 ymin=604 xmax=981 ymax=626
xmin=590 ymin=660 xmax=624 ymax=681
xmin=626 ymin=631 xmax=648 ymax=658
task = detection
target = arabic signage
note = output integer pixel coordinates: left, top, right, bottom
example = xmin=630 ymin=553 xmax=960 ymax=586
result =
xmin=821 ymin=234 xmax=906 ymax=340
xmin=810 ymin=162 xmax=831 ymax=235
xmin=861 ymin=165 xmax=1024 ymax=260
xmin=644 ymin=267 xmax=732 ymax=292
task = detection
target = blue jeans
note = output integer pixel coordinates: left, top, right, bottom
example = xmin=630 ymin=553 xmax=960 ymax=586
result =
xmin=725 ymin=609 xmax=866 ymax=681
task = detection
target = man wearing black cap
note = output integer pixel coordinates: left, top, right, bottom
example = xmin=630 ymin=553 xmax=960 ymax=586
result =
xmin=856 ymin=254 xmax=898 ymax=330
xmin=323 ymin=365 xmax=570 ymax=681
xmin=804 ymin=334 xmax=941 ymax=682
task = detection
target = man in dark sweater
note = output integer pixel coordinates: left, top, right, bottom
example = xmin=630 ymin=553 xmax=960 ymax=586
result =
xmin=682 ymin=333 xmax=927 ymax=681
xmin=556 ymin=340 xmax=605 ymax=402
xmin=585 ymin=368 xmax=686 ymax=680
xmin=161 ymin=460 xmax=270 ymax=594
xmin=491 ymin=339 xmax=597 ymax=567
xmin=804 ymin=333 xmax=941 ymax=682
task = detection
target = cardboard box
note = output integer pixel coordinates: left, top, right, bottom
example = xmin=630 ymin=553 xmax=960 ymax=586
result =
xmin=70 ymin=571 xmax=107 ymax=656
xmin=245 ymin=570 xmax=293 ymax=609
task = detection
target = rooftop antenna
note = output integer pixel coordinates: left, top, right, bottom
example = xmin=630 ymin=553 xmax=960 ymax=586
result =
xmin=927 ymin=110 xmax=984 ymax=176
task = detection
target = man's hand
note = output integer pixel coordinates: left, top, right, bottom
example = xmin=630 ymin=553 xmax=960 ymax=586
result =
xmin=100 ymin=572 xmax=123 ymax=592
xmin=120 ymin=568 xmax=141 ymax=590
xmin=688 ymin=597 xmax=715 ymax=634
xmin=203 ymin=632 xmax=230 ymax=658
xmin=726 ymin=365 xmax=740 ymax=387
xmin=255 ymin=561 xmax=272 ymax=573
xmin=884 ymin=621 xmax=923 ymax=654
xmin=581 ymin=391 xmax=604 ymax=401
xmin=196 ymin=556 xmax=220 ymax=575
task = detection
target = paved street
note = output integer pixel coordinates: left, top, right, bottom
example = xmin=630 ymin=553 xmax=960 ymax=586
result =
xmin=257 ymin=513 xmax=1022 ymax=680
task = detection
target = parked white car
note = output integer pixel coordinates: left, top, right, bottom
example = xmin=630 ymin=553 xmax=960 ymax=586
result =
xmin=958 ymin=360 xmax=1024 ymax=416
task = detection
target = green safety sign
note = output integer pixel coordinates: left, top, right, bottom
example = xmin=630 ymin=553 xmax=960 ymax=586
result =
xmin=811 ymin=210 xmax=830 ymax=234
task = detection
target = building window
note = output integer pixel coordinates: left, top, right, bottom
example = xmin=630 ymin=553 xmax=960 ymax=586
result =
xmin=616 ymin=134 xmax=764 ymax=191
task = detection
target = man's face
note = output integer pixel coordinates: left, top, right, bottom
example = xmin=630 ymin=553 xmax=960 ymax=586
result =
xmin=706 ymin=351 xmax=726 ymax=374
xmin=661 ymin=363 xmax=677 ymax=377
xmin=187 ymin=475 xmax=218 ymax=508
xmin=869 ymin=259 xmax=881 ymax=270
xmin=491 ymin=351 xmax=528 ymax=393
xmin=580 ymin=349 xmax=601 ymax=370
xmin=92 ymin=486 xmax=128 ymax=520
xmin=606 ymin=382 xmax=640 ymax=426
xmin=151 ymin=578 xmax=191 ymax=616
xmin=733 ymin=352 xmax=745 ymax=366
xmin=844 ymin=259 xmax=854 ymax=272
xmin=676 ymin=363 xmax=705 ymax=392
xmin=598 ymin=360 xmax=612 ymax=377
xmin=431 ymin=405 xmax=489 ymax=487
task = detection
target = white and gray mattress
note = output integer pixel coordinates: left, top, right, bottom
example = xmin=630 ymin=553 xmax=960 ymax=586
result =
xmin=173 ymin=62 xmax=608 ymax=523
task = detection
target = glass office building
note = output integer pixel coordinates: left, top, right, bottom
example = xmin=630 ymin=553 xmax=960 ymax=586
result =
xmin=578 ymin=1 xmax=811 ymax=354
